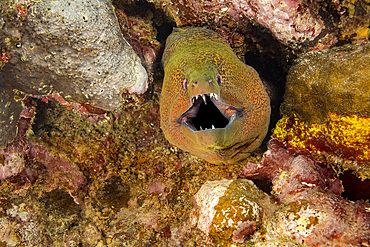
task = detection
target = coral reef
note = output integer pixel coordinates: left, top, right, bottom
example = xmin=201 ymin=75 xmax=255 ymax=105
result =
xmin=338 ymin=0 xmax=370 ymax=42
xmin=147 ymin=0 xmax=370 ymax=60
xmin=0 ymin=97 xmax=34 ymax=178
xmin=0 ymin=97 xmax=87 ymax=193
xmin=190 ymin=137 xmax=370 ymax=245
xmin=0 ymin=0 xmax=369 ymax=245
xmin=0 ymin=202 xmax=49 ymax=246
xmin=281 ymin=43 xmax=370 ymax=124
xmin=240 ymin=139 xmax=370 ymax=246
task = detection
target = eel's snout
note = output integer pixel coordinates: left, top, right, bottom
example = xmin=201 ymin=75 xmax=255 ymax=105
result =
xmin=178 ymin=93 xmax=242 ymax=132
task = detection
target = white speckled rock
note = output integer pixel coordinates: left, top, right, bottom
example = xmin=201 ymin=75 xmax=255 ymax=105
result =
xmin=0 ymin=0 xmax=148 ymax=112
xmin=0 ymin=0 xmax=149 ymax=148
xmin=191 ymin=179 xmax=273 ymax=246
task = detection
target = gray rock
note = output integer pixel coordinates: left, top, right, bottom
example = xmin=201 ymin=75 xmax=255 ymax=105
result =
xmin=1 ymin=0 xmax=148 ymax=112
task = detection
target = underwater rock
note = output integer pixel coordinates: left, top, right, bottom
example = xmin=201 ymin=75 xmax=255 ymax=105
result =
xmin=0 ymin=85 xmax=23 ymax=149
xmin=281 ymin=43 xmax=370 ymax=124
xmin=273 ymin=113 xmax=370 ymax=179
xmin=190 ymin=179 xmax=273 ymax=245
xmin=148 ymin=180 xmax=170 ymax=200
xmin=0 ymin=134 xmax=86 ymax=202
xmin=0 ymin=99 xmax=34 ymax=177
xmin=115 ymin=8 xmax=161 ymax=72
xmin=29 ymin=144 xmax=87 ymax=202
xmin=160 ymin=27 xmax=270 ymax=164
xmin=148 ymin=0 xmax=323 ymax=46
xmin=0 ymin=149 xmax=25 ymax=180
xmin=0 ymin=202 xmax=49 ymax=246
xmin=338 ymin=0 xmax=370 ymax=42
xmin=240 ymin=139 xmax=370 ymax=246
xmin=95 ymin=176 xmax=131 ymax=211
xmin=0 ymin=0 xmax=148 ymax=113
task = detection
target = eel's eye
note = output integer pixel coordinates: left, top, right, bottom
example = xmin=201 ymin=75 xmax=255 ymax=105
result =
xmin=183 ymin=79 xmax=189 ymax=91
xmin=216 ymin=74 xmax=222 ymax=85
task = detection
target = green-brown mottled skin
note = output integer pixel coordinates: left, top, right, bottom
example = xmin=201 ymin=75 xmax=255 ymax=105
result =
xmin=160 ymin=27 xmax=270 ymax=164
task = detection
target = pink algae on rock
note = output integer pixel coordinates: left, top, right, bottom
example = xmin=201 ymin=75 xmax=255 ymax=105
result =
xmin=240 ymin=139 xmax=370 ymax=246
xmin=149 ymin=0 xmax=323 ymax=45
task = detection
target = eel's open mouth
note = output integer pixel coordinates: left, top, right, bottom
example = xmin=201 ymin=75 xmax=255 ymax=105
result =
xmin=178 ymin=93 xmax=242 ymax=131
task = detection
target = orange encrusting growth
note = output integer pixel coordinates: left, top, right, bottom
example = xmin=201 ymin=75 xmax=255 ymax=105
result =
xmin=160 ymin=27 xmax=271 ymax=164
xmin=273 ymin=113 xmax=370 ymax=163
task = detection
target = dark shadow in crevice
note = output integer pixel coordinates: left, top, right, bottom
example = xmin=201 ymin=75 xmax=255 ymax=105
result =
xmin=340 ymin=170 xmax=370 ymax=201
xmin=244 ymin=51 xmax=293 ymax=152
xmin=112 ymin=0 xmax=152 ymax=16
xmin=253 ymin=179 xmax=273 ymax=195
xmin=31 ymin=99 xmax=61 ymax=137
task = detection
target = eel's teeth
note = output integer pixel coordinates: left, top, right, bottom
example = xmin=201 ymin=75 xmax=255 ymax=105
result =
xmin=212 ymin=125 xmax=215 ymax=129
xmin=215 ymin=94 xmax=219 ymax=100
xmin=200 ymin=126 xmax=203 ymax=130
xmin=210 ymin=93 xmax=214 ymax=99
xmin=191 ymin=97 xmax=195 ymax=104
xmin=230 ymin=114 xmax=236 ymax=123
xmin=185 ymin=121 xmax=196 ymax=131
xmin=195 ymin=95 xmax=199 ymax=100
xmin=202 ymin=94 xmax=207 ymax=105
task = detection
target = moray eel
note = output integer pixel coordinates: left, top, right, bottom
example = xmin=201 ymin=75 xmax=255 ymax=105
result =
xmin=160 ymin=27 xmax=271 ymax=164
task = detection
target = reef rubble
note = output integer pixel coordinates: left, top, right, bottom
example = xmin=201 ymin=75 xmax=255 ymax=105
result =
xmin=239 ymin=139 xmax=370 ymax=246
xmin=0 ymin=0 xmax=369 ymax=246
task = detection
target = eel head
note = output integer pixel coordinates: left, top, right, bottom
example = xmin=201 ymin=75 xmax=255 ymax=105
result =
xmin=178 ymin=92 xmax=242 ymax=133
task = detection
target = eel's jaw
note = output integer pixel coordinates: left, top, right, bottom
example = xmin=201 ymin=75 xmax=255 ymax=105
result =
xmin=177 ymin=93 xmax=242 ymax=132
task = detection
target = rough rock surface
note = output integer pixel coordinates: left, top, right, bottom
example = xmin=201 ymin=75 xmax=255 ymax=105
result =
xmin=0 ymin=0 xmax=150 ymax=148
xmin=0 ymin=85 xmax=23 ymax=149
xmin=281 ymin=43 xmax=370 ymax=124
xmin=273 ymin=113 xmax=370 ymax=179
xmin=240 ymin=139 xmax=370 ymax=246
xmin=0 ymin=0 xmax=148 ymax=111
xmin=148 ymin=0 xmax=324 ymax=46
xmin=190 ymin=179 xmax=273 ymax=245
xmin=0 ymin=0 xmax=369 ymax=246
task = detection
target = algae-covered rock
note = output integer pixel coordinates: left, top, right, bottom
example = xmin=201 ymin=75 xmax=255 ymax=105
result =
xmin=0 ymin=0 xmax=148 ymax=112
xmin=278 ymin=44 xmax=370 ymax=178
xmin=190 ymin=179 xmax=274 ymax=246
xmin=95 ymin=176 xmax=131 ymax=212
xmin=241 ymin=140 xmax=370 ymax=246
xmin=148 ymin=0 xmax=324 ymax=47
xmin=0 ymin=85 xmax=23 ymax=149
xmin=273 ymin=113 xmax=370 ymax=178
xmin=281 ymin=44 xmax=370 ymax=124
